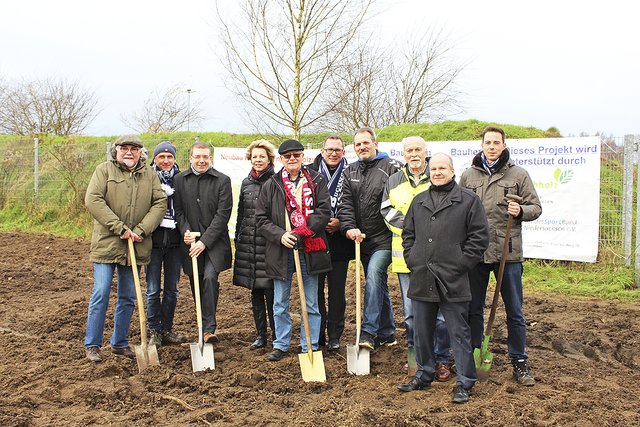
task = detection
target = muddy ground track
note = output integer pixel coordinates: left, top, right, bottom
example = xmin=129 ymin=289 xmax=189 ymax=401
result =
xmin=0 ymin=232 xmax=638 ymax=426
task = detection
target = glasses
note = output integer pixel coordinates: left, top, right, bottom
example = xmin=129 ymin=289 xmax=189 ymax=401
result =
xmin=282 ymin=152 xmax=304 ymax=159
xmin=117 ymin=145 xmax=140 ymax=154
xmin=323 ymin=148 xmax=344 ymax=154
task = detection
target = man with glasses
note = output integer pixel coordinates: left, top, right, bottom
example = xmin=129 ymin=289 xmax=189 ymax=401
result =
xmin=174 ymin=142 xmax=233 ymax=345
xmin=256 ymin=139 xmax=332 ymax=361
xmin=308 ymin=135 xmax=354 ymax=351
xmin=339 ymin=127 xmax=402 ymax=350
xmin=84 ymin=135 xmax=167 ymax=362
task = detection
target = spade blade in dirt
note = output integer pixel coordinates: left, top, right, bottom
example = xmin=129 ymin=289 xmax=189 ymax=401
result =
xmin=346 ymin=345 xmax=370 ymax=375
xmin=190 ymin=342 xmax=215 ymax=372
xmin=407 ymin=346 xmax=417 ymax=377
xmin=298 ymin=349 xmax=326 ymax=382
xmin=474 ymin=334 xmax=494 ymax=375
xmin=134 ymin=343 xmax=160 ymax=373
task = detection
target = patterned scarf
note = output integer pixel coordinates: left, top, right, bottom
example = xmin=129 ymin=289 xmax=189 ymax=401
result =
xmin=281 ymin=168 xmax=326 ymax=252
xmin=318 ymin=158 xmax=346 ymax=217
xmin=480 ymin=149 xmax=510 ymax=175
xmin=152 ymin=163 xmax=179 ymax=228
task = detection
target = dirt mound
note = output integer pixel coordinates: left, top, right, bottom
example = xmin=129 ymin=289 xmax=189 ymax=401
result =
xmin=0 ymin=232 xmax=638 ymax=426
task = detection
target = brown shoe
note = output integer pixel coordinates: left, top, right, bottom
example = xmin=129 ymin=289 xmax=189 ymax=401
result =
xmin=204 ymin=332 xmax=218 ymax=344
xmin=435 ymin=362 xmax=451 ymax=382
xmin=111 ymin=346 xmax=135 ymax=359
xmin=86 ymin=346 xmax=102 ymax=362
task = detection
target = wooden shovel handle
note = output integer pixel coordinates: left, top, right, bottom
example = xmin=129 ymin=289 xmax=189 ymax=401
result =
xmin=293 ymin=248 xmax=313 ymax=361
xmin=128 ymin=238 xmax=148 ymax=347
xmin=354 ymin=234 xmax=365 ymax=345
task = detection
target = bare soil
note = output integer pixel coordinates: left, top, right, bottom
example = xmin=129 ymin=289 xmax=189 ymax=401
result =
xmin=0 ymin=232 xmax=638 ymax=426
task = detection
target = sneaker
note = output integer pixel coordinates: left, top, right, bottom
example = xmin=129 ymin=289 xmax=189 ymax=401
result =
xmin=435 ymin=362 xmax=451 ymax=382
xmin=451 ymin=385 xmax=470 ymax=403
xmin=267 ymin=348 xmax=288 ymax=361
xmin=375 ymin=334 xmax=397 ymax=348
xmin=85 ymin=346 xmax=102 ymax=363
xmin=148 ymin=330 xmax=163 ymax=348
xmin=512 ymin=359 xmax=535 ymax=386
xmin=358 ymin=332 xmax=375 ymax=350
xmin=162 ymin=330 xmax=188 ymax=344
xmin=327 ymin=339 xmax=340 ymax=351
xmin=111 ymin=346 xmax=135 ymax=359
xmin=397 ymin=375 xmax=431 ymax=392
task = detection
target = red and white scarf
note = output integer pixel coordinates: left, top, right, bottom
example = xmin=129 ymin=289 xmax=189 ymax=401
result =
xmin=281 ymin=168 xmax=326 ymax=252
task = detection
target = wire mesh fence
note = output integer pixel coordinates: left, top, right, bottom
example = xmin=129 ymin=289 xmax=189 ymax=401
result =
xmin=0 ymin=134 xmax=634 ymax=264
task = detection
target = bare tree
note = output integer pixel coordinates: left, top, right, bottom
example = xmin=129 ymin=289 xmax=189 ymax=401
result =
xmin=123 ymin=84 xmax=203 ymax=134
xmin=0 ymin=78 xmax=99 ymax=136
xmin=319 ymin=29 xmax=465 ymax=132
xmin=217 ymin=0 xmax=375 ymax=140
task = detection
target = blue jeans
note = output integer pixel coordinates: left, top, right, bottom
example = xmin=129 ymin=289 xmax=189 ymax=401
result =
xmin=273 ymin=251 xmax=321 ymax=353
xmin=468 ymin=262 xmax=528 ymax=360
xmin=84 ymin=263 xmax=136 ymax=349
xmin=361 ymin=249 xmax=395 ymax=338
xmin=145 ymin=245 xmax=183 ymax=332
xmin=398 ymin=273 xmax=450 ymax=361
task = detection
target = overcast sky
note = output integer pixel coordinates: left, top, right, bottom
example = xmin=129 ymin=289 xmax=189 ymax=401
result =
xmin=1 ymin=0 xmax=638 ymax=137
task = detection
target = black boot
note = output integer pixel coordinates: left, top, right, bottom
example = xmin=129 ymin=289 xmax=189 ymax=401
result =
xmin=250 ymin=291 xmax=268 ymax=350
xmin=265 ymin=288 xmax=276 ymax=341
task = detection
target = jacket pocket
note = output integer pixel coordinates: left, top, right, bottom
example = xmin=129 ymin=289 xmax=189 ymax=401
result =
xmin=497 ymin=180 xmax=517 ymax=201
xmin=496 ymin=226 xmax=521 ymax=255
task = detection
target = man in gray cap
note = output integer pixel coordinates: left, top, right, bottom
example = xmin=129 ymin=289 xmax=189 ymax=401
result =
xmin=84 ymin=135 xmax=167 ymax=362
xmin=255 ymin=139 xmax=332 ymax=361
xmin=146 ymin=141 xmax=188 ymax=347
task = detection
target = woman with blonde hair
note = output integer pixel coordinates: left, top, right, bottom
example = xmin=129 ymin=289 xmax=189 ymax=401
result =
xmin=233 ymin=139 xmax=277 ymax=349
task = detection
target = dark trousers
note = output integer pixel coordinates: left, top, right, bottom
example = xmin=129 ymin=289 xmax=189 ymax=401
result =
xmin=188 ymin=257 xmax=219 ymax=334
xmin=413 ymin=299 xmax=476 ymax=390
xmin=317 ymin=260 xmax=349 ymax=344
xmin=468 ymin=262 xmax=528 ymax=360
xmin=251 ymin=288 xmax=275 ymax=340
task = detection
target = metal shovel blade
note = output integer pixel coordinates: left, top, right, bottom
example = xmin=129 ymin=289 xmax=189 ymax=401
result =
xmin=298 ymin=350 xmax=326 ymax=382
xmin=474 ymin=335 xmax=494 ymax=376
xmin=346 ymin=345 xmax=370 ymax=375
xmin=134 ymin=343 xmax=160 ymax=373
xmin=190 ymin=342 xmax=215 ymax=372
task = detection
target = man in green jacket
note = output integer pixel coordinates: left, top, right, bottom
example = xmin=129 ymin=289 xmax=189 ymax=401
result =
xmin=84 ymin=135 xmax=167 ymax=362
xmin=459 ymin=126 xmax=542 ymax=386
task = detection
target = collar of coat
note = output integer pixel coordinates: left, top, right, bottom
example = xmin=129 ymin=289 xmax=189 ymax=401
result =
xmin=183 ymin=166 xmax=223 ymax=178
xmin=417 ymin=181 xmax=463 ymax=214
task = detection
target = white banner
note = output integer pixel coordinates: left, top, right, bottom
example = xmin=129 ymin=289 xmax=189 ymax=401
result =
xmin=214 ymin=137 xmax=600 ymax=262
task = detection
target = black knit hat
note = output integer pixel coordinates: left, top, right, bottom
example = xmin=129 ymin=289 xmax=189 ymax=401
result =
xmin=278 ymin=139 xmax=304 ymax=155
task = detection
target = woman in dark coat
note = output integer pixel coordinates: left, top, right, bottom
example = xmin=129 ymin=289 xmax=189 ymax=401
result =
xmin=233 ymin=139 xmax=277 ymax=349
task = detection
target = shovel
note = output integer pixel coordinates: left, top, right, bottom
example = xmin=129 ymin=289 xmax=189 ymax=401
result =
xmin=127 ymin=238 xmax=160 ymax=373
xmin=474 ymin=194 xmax=523 ymax=374
xmin=293 ymin=248 xmax=326 ymax=382
xmin=187 ymin=232 xmax=216 ymax=372
xmin=347 ymin=235 xmax=369 ymax=375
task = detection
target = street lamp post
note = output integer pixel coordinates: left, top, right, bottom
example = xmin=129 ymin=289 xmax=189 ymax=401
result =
xmin=186 ymin=88 xmax=192 ymax=132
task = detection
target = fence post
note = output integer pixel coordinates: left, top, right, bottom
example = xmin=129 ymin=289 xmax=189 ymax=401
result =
xmin=635 ymin=134 xmax=640 ymax=288
xmin=33 ymin=136 xmax=39 ymax=208
xmin=623 ymin=135 xmax=634 ymax=265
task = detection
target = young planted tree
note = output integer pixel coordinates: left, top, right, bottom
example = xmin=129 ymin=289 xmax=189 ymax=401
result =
xmin=217 ymin=0 xmax=375 ymax=140
xmin=123 ymin=84 xmax=203 ymax=134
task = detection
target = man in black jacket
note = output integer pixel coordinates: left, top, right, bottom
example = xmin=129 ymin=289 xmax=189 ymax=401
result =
xmin=399 ymin=153 xmax=489 ymax=403
xmin=174 ymin=142 xmax=233 ymax=344
xmin=339 ymin=127 xmax=402 ymax=349
xmin=256 ymin=139 xmax=332 ymax=362
xmin=308 ymin=135 xmax=354 ymax=351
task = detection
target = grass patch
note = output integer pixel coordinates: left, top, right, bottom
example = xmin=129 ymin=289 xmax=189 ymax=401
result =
xmin=523 ymin=259 xmax=639 ymax=301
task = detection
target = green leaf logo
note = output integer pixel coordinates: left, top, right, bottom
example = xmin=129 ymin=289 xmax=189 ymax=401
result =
xmin=554 ymin=169 xmax=573 ymax=184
